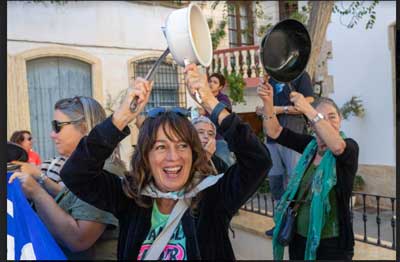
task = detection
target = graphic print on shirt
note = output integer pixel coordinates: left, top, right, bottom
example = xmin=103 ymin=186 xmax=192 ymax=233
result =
xmin=137 ymin=204 xmax=186 ymax=260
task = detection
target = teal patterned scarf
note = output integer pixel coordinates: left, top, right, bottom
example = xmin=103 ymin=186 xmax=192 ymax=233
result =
xmin=272 ymin=132 xmax=345 ymax=260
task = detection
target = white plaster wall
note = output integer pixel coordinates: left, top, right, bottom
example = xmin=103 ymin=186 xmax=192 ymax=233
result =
xmin=7 ymin=1 xmax=172 ymax=50
xmin=326 ymin=1 xmax=396 ymax=166
xmin=6 ymin=1 xmax=185 ymax=165
xmin=232 ymin=87 xmax=262 ymax=113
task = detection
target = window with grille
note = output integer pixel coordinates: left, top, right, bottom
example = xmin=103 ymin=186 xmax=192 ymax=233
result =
xmin=228 ymin=1 xmax=254 ymax=48
xmin=279 ymin=1 xmax=299 ymax=21
xmin=132 ymin=58 xmax=186 ymax=111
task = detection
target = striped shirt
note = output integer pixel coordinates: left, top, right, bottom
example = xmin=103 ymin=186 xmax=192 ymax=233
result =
xmin=40 ymin=156 xmax=67 ymax=187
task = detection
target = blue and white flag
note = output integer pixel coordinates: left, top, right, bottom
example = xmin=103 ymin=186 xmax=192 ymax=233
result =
xmin=7 ymin=171 xmax=66 ymax=260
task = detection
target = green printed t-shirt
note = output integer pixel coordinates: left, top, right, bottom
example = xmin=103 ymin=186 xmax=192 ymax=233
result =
xmin=296 ymin=163 xmax=339 ymax=239
xmin=137 ymin=202 xmax=187 ymax=260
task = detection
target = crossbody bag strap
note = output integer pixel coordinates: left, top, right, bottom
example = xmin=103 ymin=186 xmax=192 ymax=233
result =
xmin=143 ymin=199 xmax=189 ymax=260
xmin=292 ymin=177 xmax=314 ymax=213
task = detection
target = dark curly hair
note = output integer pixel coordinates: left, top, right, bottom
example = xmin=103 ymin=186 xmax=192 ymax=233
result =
xmin=10 ymin=130 xmax=31 ymax=145
xmin=209 ymin=72 xmax=226 ymax=88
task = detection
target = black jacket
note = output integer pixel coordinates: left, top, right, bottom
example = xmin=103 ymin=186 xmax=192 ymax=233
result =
xmin=60 ymin=113 xmax=271 ymax=260
xmin=211 ymin=154 xmax=229 ymax=174
xmin=275 ymin=128 xmax=359 ymax=252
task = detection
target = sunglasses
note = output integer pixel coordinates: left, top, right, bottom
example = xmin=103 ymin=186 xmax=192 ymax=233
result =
xmin=146 ymin=107 xmax=190 ymax=118
xmin=51 ymin=118 xmax=83 ymax=133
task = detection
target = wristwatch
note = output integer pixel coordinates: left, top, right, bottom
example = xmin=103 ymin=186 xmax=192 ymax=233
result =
xmin=38 ymin=173 xmax=48 ymax=186
xmin=283 ymin=106 xmax=289 ymax=114
xmin=311 ymin=112 xmax=324 ymax=125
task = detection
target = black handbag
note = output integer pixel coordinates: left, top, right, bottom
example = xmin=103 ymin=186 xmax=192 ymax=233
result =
xmin=277 ymin=205 xmax=297 ymax=246
xmin=277 ymin=178 xmax=313 ymax=246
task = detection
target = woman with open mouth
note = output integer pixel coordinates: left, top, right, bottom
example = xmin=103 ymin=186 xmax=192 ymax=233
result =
xmin=60 ymin=64 xmax=272 ymax=260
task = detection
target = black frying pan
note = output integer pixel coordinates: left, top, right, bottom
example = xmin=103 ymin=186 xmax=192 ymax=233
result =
xmin=260 ymin=19 xmax=311 ymax=89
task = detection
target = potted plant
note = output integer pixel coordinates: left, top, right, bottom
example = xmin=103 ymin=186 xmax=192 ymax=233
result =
xmin=223 ymin=69 xmax=246 ymax=105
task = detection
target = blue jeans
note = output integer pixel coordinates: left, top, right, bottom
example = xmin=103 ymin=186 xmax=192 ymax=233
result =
xmin=266 ymin=142 xmax=300 ymax=201
xmin=269 ymin=175 xmax=285 ymax=201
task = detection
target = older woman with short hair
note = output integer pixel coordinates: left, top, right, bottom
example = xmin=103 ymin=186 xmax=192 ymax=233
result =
xmin=257 ymin=79 xmax=359 ymax=260
xmin=191 ymin=116 xmax=228 ymax=174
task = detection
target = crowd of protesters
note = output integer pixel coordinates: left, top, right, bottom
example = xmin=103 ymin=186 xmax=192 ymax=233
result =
xmin=8 ymin=65 xmax=358 ymax=260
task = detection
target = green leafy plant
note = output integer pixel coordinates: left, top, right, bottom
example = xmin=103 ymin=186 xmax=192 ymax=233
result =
xmin=288 ymin=3 xmax=309 ymax=25
xmin=207 ymin=19 xmax=227 ymax=50
xmin=333 ymin=0 xmax=379 ymax=30
xmin=340 ymin=96 xmax=365 ymax=120
xmin=223 ymin=69 xmax=246 ymax=105
xmin=256 ymin=24 xmax=273 ymax=38
xmin=210 ymin=1 xmax=268 ymax=44
xmin=353 ymin=175 xmax=365 ymax=191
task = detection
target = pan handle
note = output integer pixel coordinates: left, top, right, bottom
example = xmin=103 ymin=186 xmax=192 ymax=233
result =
xmin=183 ymin=58 xmax=203 ymax=105
xmin=265 ymin=50 xmax=299 ymax=71
xmin=129 ymin=48 xmax=170 ymax=112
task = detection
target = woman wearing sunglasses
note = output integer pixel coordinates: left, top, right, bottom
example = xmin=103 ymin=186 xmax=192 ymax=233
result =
xmin=10 ymin=130 xmax=42 ymax=166
xmin=59 ymin=64 xmax=272 ymax=260
xmin=9 ymin=96 xmax=125 ymax=260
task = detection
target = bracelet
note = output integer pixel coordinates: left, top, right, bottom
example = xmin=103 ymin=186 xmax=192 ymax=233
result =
xmin=283 ymin=106 xmax=289 ymax=114
xmin=210 ymin=102 xmax=227 ymax=126
xmin=262 ymin=112 xmax=276 ymax=120
xmin=38 ymin=173 xmax=48 ymax=186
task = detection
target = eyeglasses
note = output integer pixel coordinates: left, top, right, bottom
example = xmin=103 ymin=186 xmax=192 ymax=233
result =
xmin=146 ymin=107 xmax=190 ymax=118
xmin=51 ymin=118 xmax=83 ymax=133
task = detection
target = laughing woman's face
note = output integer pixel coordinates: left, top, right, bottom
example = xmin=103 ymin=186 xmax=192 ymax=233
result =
xmin=148 ymin=124 xmax=193 ymax=192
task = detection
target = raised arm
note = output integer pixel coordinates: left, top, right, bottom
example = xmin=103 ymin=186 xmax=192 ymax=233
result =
xmin=60 ymin=78 xmax=154 ymax=216
xmin=289 ymin=92 xmax=346 ymax=155
xmin=257 ymin=78 xmax=283 ymax=139
xmin=185 ymin=64 xmax=272 ymax=214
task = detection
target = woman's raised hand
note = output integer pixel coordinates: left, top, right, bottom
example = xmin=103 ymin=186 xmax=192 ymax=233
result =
xmin=204 ymin=137 xmax=216 ymax=160
xmin=113 ymin=77 xmax=153 ymax=130
xmin=184 ymin=64 xmax=215 ymax=106
xmin=257 ymin=78 xmax=274 ymax=108
xmin=289 ymin=91 xmax=314 ymax=115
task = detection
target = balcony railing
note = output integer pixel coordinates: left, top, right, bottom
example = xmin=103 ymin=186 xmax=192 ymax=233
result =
xmin=242 ymin=191 xmax=397 ymax=250
xmin=209 ymin=45 xmax=263 ymax=88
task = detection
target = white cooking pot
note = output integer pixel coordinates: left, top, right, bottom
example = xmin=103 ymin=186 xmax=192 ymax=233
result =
xmin=130 ymin=3 xmax=212 ymax=112
xmin=164 ymin=3 xmax=212 ymax=67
